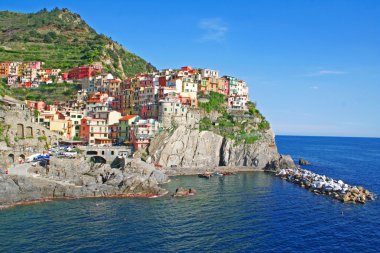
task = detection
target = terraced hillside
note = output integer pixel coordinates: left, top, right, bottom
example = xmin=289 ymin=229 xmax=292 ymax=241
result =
xmin=0 ymin=8 xmax=156 ymax=78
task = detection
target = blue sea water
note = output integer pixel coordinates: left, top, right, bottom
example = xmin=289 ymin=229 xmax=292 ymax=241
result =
xmin=0 ymin=136 xmax=379 ymax=252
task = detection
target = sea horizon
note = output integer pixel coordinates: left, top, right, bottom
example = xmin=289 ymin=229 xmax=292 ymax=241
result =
xmin=276 ymin=134 xmax=380 ymax=139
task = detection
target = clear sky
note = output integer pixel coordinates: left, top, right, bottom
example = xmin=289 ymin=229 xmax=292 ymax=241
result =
xmin=1 ymin=0 xmax=379 ymax=137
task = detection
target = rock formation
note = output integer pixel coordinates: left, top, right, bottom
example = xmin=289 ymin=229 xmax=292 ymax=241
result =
xmin=148 ymin=124 xmax=288 ymax=171
xmin=299 ymin=158 xmax=311 ymax=165
xmin=276 ymin=167 xmax=375 ymax=204
xmin=0 ymin=157 xmax=169 ymax=207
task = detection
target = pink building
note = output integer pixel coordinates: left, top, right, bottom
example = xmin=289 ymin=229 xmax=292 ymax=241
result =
xmin=28 ymin=61 xmax=42 ymax=70
xmin=35 ymin=101 xmax=46 ymax=111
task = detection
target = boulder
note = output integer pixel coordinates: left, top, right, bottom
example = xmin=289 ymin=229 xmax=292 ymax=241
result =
xmin=299 ymin=158 xmax=311 ymax=166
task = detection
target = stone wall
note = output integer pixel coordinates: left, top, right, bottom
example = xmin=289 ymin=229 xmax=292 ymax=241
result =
xmin=0 ymin=107 xmax=67 ymax=168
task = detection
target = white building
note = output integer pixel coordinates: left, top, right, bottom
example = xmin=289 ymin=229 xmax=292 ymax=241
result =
xmin=201 ymin=68 xmax=219 ymax=78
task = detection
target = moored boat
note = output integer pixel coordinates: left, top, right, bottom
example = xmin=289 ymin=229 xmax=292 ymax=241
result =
xmin=198 ymin=173 xmax=212 ymax=179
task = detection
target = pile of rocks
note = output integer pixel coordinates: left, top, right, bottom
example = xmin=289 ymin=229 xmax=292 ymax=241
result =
xmin=276 ymin=167 xmax=375 ymax=204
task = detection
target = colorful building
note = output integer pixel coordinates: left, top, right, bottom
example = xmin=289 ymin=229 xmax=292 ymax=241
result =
xmin=130 ymin=119 xmax=159 ymax=151
xmin=68 ymin=65 xmax=102 ymax=80
xmin=118 ymin=115 xmax=139 ymax=143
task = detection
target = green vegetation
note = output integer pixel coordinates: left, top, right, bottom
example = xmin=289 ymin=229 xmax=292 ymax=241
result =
xmin=246 ymin=101 xmax=270 ymax=131
xmin=199 ymin=117 xmax=212 ymax=131
xmin=0 ymin=8 xmax=156 ymax=77
xmin=0 ymin=78 xmax=12 ymax=96
xmin=11 ymin=83 xmax=81 ymax=103
xmin=199 ymin=91 xmax=226 ymax=113
xmin=38 ymin=135 xmax=47 ymax=142
xmin=0 ymin=122 xmax=12 ymax=147
xmin=198 ymin=96 xmax=269 ymax=144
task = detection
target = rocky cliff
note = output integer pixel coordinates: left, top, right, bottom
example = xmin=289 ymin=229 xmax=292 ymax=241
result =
xmin=148 ymin=124 xmax=294 ymax=171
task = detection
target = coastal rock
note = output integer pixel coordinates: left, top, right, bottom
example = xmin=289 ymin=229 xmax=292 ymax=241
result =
xmin=0 ymin=174 xmax=21 ymax=204
xmin=279 ymin=155 xmax=297 ymax=170
xmin=149 ymin=125 xmax=285 ymax=171
xmin=150 ymin=126 xmax=223 ymax=168
xmin=220 ymin=137 xmax=280 ymax=168
xmin=0 ymin=157 xmax=169 ymax=206
xmin=299 ymin=158 xmax=311 ymax=166
xmin=275 ymin=166 xmax=375 ymax=204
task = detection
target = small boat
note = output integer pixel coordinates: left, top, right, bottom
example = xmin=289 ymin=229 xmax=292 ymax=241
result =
xmin=198 ymin=173 xmax=212 ymax=179
xmin=214 ymin=172 xmax=224 ymax=176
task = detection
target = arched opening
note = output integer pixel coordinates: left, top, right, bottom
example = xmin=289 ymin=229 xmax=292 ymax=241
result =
xmin=102 ymin=151 xmax=105 ymax=155
xmin=90 ymin=156 xmax=106 ymax=164
xmin=111 ymin=151 xmax=114 ymax=155
xmin=16 ymin=123 xmax=24 ymax=138
xmin=25 ymin=126 xmax=33 ymax=138
xmin=86 ymin=151 xmax=98 ymax=155
xmin=7 ymin=154 xmax=15 ymax=164
xmin=19 ymin=154 xmax=26 ymax=164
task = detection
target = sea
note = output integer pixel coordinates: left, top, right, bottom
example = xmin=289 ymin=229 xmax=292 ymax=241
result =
xmin=0 ymin=136 xmax=379 ymax=252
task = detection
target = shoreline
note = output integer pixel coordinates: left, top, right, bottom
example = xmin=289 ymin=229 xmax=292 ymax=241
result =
xmin=163 ymin=166 xmax=266 ymax=176
xmin=0 ymin=191 xmax=169 ymax=210
xmin=0 ymin=167 xmax=266 ymax=210
xmin=1 ymin=164 xmax=375 ymax=210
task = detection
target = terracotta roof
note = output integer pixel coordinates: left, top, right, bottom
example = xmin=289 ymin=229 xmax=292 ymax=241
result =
xmin=87 ymin=99 xmax=101 ymax=103
xmin=119 ymin=115 xmax=138 ymax=121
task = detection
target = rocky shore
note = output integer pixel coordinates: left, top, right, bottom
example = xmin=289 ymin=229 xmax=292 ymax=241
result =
xmin=0 ymin=157 xmax=169 ymax=209
xmin=275 ymin=167 xmax=376 ymax=204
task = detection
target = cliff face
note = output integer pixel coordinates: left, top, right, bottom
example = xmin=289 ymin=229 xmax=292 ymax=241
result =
xmin=148 ymin=124 xmax=286 ymax=170
xmin=149 ymin=126 xmax=224 ymax=168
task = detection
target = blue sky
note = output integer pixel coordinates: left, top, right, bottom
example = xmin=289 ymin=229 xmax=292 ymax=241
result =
xmin=1 ymin=0 xmax=379 ymax=137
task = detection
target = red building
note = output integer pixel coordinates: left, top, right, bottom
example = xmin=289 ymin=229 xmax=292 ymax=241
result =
xmin=61 ymin=72 xmax=69 ymax=80
xmin=68 ymin=65 xmax=101 ymax=80
xmin=158 ymin=76 xmax=167 ymax=87
xmin=79 ymin=118 xmax=90 ymax=143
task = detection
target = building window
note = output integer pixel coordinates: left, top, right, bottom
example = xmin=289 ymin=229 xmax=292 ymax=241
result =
xmin=90 ymin=133 xmax=94 ymax=137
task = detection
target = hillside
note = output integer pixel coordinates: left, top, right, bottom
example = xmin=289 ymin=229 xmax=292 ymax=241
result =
xmin=0 ymin=8 xmax=156 ymax=78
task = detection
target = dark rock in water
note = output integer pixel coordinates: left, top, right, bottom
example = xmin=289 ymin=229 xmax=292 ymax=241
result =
xmin=299 ymin=158 xmax=311 ymax=165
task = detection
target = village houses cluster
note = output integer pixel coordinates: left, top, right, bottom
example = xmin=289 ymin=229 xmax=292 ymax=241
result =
xmin=1 ymin=61 xmax=249 ymax=151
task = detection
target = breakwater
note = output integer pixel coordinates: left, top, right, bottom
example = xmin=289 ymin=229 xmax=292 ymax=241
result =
xmin=276 ymin=167 xmax=376 ymax=204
